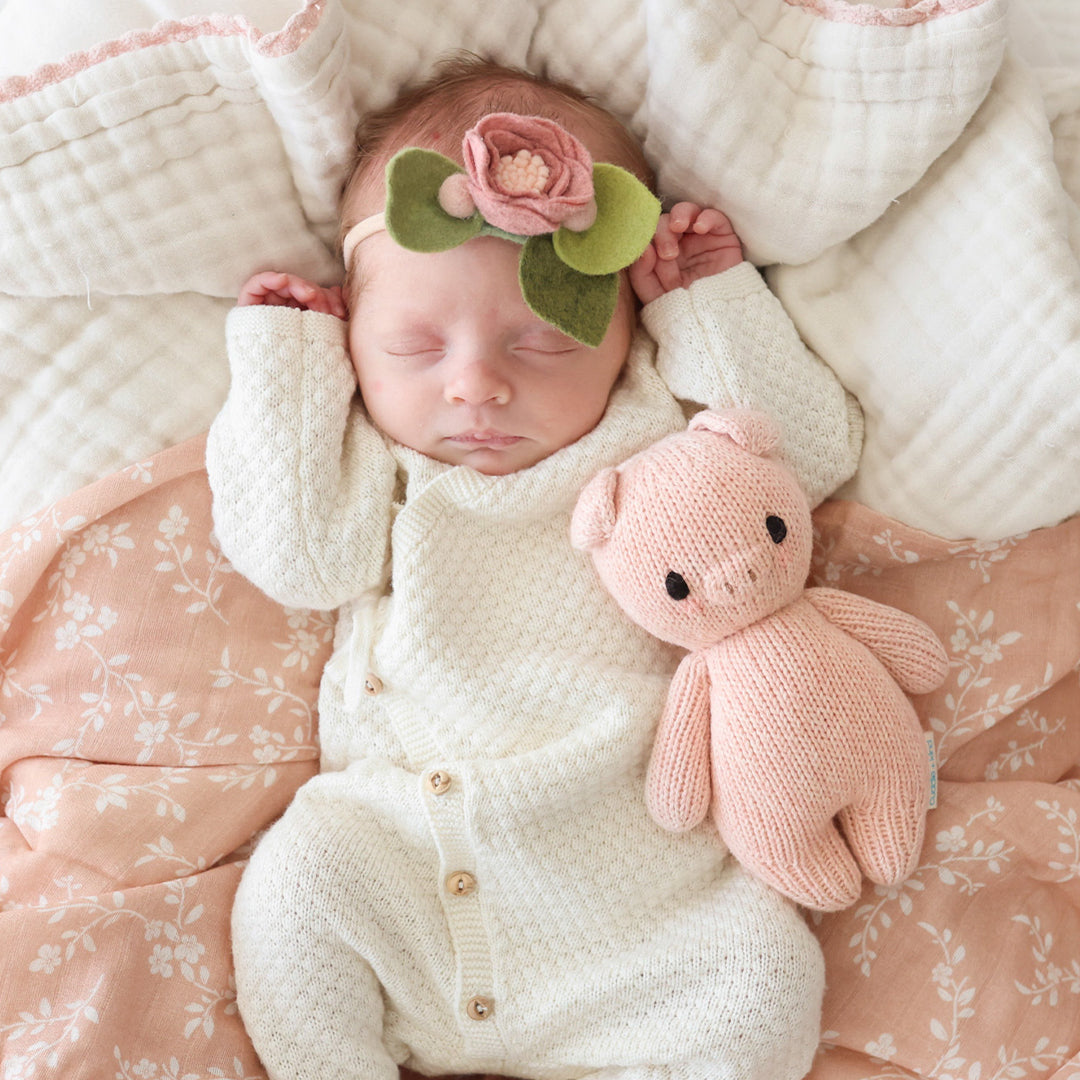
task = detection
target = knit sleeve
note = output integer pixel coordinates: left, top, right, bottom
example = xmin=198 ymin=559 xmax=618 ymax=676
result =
xmin=641 ymin=263 xmax=864 ymax=506
xmin=206 ymin=305 xmax=396 ymax=611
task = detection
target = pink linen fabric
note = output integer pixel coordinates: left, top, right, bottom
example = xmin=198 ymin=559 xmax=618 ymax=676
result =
xmin=806 ymin=502 xmax=1080 ymax=1078
xmin=1 ymin=441 xmax=1078 ymax=1078
xmin=0 ymin=435 xmax=328 ymax=1078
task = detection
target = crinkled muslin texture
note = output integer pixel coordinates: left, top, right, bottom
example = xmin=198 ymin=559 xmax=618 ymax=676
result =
xmin=1 ymin=443 xmax=1078 ymax=1076
xmin=0 ymin=436 xmax=327 ymax=1075
xmin=805 ymin=501 xmax=1080 ymax=1078
xmin=768 ymin=48 xmax=1080 ymax=539
xmin=0 ymin=0 xmax=1041 ymax=537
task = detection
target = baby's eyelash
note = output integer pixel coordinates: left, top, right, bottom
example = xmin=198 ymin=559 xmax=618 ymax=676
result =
xmin=514 ymin=337 xmax=577 ymax=355
xmin=385 ymin=345 xmax=442 ymax=357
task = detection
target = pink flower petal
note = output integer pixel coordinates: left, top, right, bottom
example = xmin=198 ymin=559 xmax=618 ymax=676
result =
xmin=461 ymin=112 xmax=595 ymax=236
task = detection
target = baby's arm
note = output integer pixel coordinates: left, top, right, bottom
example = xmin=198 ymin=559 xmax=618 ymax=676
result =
xmin=206 ymin=274 xmax=396 ymax=611
xmin=634 ymin=205 xmax=863 ymax=506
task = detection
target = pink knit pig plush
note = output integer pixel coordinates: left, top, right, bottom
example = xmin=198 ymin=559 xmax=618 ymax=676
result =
xmin=571 ymin=409 xmax=948 ymax=911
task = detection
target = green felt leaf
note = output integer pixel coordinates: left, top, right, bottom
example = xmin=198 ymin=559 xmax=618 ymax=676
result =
xmin=479 ymin=222 xmax=527 ymax=246
xmin=553 ymin=163 xmax=661 ymax=276
xmin=384 ymin=148 xmax=482 ymax=252
xmin=519 ymin=235 xmax=618 ymax=348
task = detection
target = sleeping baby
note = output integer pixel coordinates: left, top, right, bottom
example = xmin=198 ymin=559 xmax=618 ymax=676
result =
xmin=207 ymin=54 xmax=864 ymax=1080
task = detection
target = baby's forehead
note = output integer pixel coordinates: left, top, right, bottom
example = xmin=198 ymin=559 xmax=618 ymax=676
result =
xmin=349 ymin=231 xmax=534 ymax=308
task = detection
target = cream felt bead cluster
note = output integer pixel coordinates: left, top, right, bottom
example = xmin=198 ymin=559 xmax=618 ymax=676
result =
xmin=495 ymin=149 xmax=552 ymax=195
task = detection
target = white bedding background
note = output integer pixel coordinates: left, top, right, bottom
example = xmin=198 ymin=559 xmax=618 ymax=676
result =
xmin=0 ymin=0 xmax=1078 ymax=541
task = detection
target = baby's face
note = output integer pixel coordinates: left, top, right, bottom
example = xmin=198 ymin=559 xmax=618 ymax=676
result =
xmin=348 ymin=232 xmax=633 ymax=475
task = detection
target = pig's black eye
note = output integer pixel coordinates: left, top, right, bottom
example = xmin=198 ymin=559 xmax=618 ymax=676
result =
xmin=766 ymin=516 xmax=787 ymax=544
xmin=665 ymin=571 xmax=690 ymax=600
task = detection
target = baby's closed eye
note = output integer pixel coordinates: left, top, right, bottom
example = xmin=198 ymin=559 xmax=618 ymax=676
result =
xmin=513 ymin=328 xmax=580 ymax=357
xmin=383 ymin=338 xmax=445 ymax=359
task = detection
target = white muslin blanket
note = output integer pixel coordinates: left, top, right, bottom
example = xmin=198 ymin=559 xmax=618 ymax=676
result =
xmin=0 ymin=0 xmax=1078 ymax=540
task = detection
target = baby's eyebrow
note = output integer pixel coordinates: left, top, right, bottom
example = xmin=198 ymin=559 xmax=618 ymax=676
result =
xmin=367 ymin=312 xmax=439 ymax=335
xmin=515 ymin=324 xmax=576 ymax=344
xmin=379 ymin=326 xmax=444 ymax=347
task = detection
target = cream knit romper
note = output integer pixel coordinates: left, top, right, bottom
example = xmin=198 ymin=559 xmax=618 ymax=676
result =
xmin=208 ymin=265 xmax=862 ymax=1080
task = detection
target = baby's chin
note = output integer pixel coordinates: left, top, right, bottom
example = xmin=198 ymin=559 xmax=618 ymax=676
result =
xmin=445 ymin=448 xmax=543 ymax=476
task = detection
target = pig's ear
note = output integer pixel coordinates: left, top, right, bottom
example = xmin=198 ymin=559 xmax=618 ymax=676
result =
xmin=689 ymin=408 xmax=779 ymax=457
xmin=571 ymin=467 xmax=620 ymax=551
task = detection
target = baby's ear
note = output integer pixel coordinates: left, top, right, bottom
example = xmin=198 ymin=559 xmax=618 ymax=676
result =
xmin=571 ymin=467 xmax=620 ymax=551
xmin=690 ymin=408 xmax=779 ymax=457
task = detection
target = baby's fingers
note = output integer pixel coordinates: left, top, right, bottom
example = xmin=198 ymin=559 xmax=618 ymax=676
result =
xmin=237 ymin=272 xmax=346 ymax=316
xmin=666 ymin=201 xmax=703 ymax=237
xmin=629 ymin=244 xmax=663 ymax=305
xmin=325 ymin=285 xmax=348 ymax=320
xmin=652 ymin=214 xmax=684 ymax=261
xmin=691 ymin=207 xmax=734 ymax=235
xmin=238 ymin=271 xmax=291 ymax=306
xmin=305 ymin=285 xmax=346 ymax=318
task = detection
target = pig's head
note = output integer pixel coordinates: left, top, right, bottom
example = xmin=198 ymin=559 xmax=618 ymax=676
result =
xmin=571 ymin=409 xmax=813 ymax=650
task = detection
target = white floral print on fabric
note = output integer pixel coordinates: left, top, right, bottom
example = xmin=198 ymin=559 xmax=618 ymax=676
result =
xmin=807 ymin=500 xmax=1080 ymax=1080
xmin=2 ymin=463 xmax=1080 ymax=1078
xmin=0 ymin=435 xmax=328 ymax=1075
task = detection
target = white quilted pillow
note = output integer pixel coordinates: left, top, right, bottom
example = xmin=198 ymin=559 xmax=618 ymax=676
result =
xmin=0 ymin=0 xmax=302 ymax=78
xmin=0 ymin=0 xmax=1016 ymax=534
xmin=0 ymin=0 xmax=536 ymax=528
xmin=0 ymin=293 xmax=233 ymax=518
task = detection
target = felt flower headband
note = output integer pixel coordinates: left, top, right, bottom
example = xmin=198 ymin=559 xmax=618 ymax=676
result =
xmin=342 ymin=112 xmax=662 ymax=348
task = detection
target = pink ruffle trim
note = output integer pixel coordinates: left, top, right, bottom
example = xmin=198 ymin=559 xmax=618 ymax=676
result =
xmin=0 ymin=0 xmax=326 ymax=104
xmin=782 ymin=0 xmax=989 ymax=27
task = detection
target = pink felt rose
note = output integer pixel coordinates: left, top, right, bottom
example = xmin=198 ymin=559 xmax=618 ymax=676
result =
xmin=459 ymin=113 xmax=597 ymax=236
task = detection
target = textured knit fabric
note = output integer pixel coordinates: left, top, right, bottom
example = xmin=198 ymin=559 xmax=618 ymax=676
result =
xmin=205 ymin=264 xmax=860 ymax=1080
xmin=571 ymin=412 xmax=946 ymax=910
xmin=641 ymin=266 xmax=864 ymax=509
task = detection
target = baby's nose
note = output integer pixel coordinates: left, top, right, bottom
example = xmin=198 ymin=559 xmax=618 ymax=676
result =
xmin=444 ymin=353 xmax=511 ymax=405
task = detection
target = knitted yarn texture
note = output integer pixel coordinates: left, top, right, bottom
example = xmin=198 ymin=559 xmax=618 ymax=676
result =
xmin=206 ymin=299 xmax=843 ymax=1079
xmin=572 ymin=409 xmax=949 ymax=911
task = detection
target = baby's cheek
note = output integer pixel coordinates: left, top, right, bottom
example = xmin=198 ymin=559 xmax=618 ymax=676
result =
xmin=352 ymin=360 xmax=387 ymax=400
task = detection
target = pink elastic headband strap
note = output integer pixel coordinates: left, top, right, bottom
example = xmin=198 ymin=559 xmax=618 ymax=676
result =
xmin=342 ymin=212 xmax=386 ymax=268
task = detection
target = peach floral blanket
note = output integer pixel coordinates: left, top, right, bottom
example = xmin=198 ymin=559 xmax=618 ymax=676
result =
xmin=1 ymin=436 xmax=1078 ymax=1079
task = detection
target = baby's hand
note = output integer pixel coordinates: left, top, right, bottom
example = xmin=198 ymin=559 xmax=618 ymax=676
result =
xmin=238 ymin=271 xmax=347 ymax=319
xmin=629 ymin=203 xmax=743 ymax=305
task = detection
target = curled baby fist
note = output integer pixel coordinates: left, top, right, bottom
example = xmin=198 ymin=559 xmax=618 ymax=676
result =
xmin=238 ymin=271 xmax=347 ymax=319
xmin=629 ymin=203 xmax=743 ymax=305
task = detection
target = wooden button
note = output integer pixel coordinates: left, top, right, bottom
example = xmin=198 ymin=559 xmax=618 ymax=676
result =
xmin=466 ymin=996 xmax=494 ymax=1021
xmin=426 ymin=770 xmax=452 ymax=796
xmin=446 ymin=871 xmax=476 ymax=897
xmin=363 ymin=673 xmax=383 ymax=696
